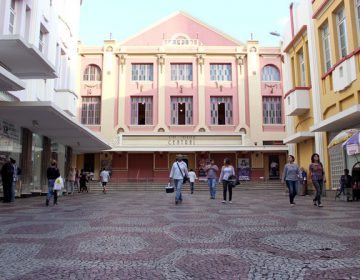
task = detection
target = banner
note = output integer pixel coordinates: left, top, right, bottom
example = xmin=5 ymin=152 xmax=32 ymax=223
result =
xmin=0 ymin=119 xmax=20 ymax=141
xmin=238 ymin=158 xmax=250 ymax=181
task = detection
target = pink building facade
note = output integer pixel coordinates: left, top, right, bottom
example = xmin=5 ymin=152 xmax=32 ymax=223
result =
xmin=77 ymin=12 xmax=288 ymax=181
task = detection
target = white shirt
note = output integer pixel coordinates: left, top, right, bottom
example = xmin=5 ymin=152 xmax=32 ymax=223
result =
xmin=169 ymin=161 xmax=189 ymax=180
xmin=188 ymin=171 xmax=197 ymax=183
xmin=100 ymin=170 xmax=110 ymax=182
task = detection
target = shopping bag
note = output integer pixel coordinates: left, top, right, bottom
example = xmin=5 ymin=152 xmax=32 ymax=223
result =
xmin=54 ymin=177 xmax=64 ymax=190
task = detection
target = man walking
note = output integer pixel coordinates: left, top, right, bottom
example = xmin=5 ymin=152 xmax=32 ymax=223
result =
xmin=169 ymin=154 xmax=189 ymax=205
xmin=100 ymin=168 xmax=110 ymax=194
xmin=1 ymin=157 xmax=14 ymax=203
xmin=205 ymin=159 xmax=219 ymax=199
xmin=46 ymin=160 xmax=60 ymax=206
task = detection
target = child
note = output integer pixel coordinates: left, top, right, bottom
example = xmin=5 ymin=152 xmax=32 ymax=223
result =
xmin=188 ymin=169 xmax=197 ymax=194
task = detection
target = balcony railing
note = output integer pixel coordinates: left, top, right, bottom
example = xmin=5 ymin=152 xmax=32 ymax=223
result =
xmin=285 ymin=87 xmax=310 ymax=116
xmin=54 ymin=89 xmax=78 ymax=117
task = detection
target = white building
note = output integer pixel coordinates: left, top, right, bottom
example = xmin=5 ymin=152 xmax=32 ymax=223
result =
xmin=0 ymin=0 xmax=110 ymax=196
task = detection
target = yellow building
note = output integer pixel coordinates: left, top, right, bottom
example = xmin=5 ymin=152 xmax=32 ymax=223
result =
xmin=284 ymin=0 xmax=360 ymax=189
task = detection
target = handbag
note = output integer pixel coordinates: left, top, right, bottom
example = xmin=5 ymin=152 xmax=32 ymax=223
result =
xmin=228 ymin=175 xmax=240 ymax=188
xmin=165 ymin=182 xmax=174 ymax=193
xmin=177 ymin=162 xmax=188 ymax=184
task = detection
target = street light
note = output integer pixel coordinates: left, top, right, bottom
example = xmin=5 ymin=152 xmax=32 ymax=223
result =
xmin=269 ymin=31 xmax=281 ymax=37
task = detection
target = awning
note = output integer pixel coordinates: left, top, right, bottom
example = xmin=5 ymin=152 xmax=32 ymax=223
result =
xmin=0 ymin=65 xmax=25 ymax=91
xmin=283 ymin=131 xmax=315 ymax=144
xmin=342 ymin=131 xmax=360 ymax=155
xmin=310 ymin=105 xmax=360 ymax=132
xmin=328 ymin=129 xmax=359 ymax=148
xmin=0 ymin=101 xmax=111 ymax=153
xmin=0 ymin=35 xmax=56 ymax=79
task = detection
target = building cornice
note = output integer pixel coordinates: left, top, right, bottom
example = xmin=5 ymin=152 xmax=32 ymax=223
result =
xmin=283 ymin=25 xmax=307 ymax=53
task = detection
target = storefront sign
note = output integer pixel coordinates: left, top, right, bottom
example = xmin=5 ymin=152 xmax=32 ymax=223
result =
xmin=168 ymin=136 xmax=195 ymax=146
xmin=0 ymin=119 xmax=20 ymax=141
xmin=346 ymin=144 xmax=360 ymax=155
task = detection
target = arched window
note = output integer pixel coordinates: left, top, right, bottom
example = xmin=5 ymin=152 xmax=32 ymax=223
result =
xmin=83 ymin=64 xmax=102 ymax=81
xmin=262 ymin=65 xmax=280 ymax=81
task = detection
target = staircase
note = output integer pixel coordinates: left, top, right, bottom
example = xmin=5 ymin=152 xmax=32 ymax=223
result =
xmin=87 ymin=180 xmax=284 ymax=192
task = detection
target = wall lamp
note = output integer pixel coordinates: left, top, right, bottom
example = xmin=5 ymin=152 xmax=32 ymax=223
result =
xmin=118 ymin=54 xmax=126 ymax=72
xmin=32 ymin=120 xmax=39 ymax=128
xmin=197 ymin=54 xmax=205 ymax=73
xmin=236 ymin=55 xmax=244 ymax=74
xmin=158 ymin=55 xmax=165 ymax=73
xmin=119 ymin=55 xmax=126 ymax=65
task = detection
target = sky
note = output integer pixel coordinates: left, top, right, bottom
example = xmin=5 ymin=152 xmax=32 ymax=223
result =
xmin=79 ymin=0 xmax=293 ymax=46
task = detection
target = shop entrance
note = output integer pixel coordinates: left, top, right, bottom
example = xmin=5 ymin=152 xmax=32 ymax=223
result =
xmin=269 ymin=155 xmax=280 ymax=179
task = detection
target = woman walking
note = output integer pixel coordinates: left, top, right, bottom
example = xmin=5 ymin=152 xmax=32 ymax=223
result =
xmin=309 ymin=153 xmax=326 ymax=207
xmin=219 ymin=158 xmax=235 ymax=204
xmin=282 ymin=155 xmax=301 ymax=206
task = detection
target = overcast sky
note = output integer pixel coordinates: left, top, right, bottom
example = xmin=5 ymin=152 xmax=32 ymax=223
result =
xmin=79 ymin=0 xmax=293 ymax=46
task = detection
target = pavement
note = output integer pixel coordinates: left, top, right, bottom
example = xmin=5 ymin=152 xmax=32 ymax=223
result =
xmin=0 ymin=188 xmax=360 ymax=280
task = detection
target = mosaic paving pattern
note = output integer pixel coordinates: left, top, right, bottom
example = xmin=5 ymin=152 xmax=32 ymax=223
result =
xmin=0 ymin=190 xmax=360 ymax=279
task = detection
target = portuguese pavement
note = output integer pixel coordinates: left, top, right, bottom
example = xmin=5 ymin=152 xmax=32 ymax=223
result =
xmin=0 ymin=188 xmax=360 ymax=279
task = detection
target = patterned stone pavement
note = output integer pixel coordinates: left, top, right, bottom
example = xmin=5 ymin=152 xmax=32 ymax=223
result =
xmin=0 ymin=188 xmax=360 ymax=280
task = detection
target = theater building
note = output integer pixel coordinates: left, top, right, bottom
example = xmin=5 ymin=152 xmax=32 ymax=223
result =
xmin=77 ymin=11 xmax=288 ymax=181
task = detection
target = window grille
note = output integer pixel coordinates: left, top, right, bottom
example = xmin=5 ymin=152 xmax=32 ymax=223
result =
xmin=263 ymin=96 xmax=282 ymax=124
xmin=262 ymin=65 xmax=280 ymax=81
xmin=210 ymin=64 xmax=232 ymax=81
xmin=130 ymin=97 xmax=153 ymax=125
xmin=210 ymin=97 xmax=233 ymax=125
xmin=83 ymin=65 xmax=102 ymax=81
xmin=81 ymin=97 xmax=101 ymax=125
xmin=171 ymin=63 xmax=192 ymax=81
xmin=170 ymin=97 xmax=193 ymax=125
xmin=132 ymin=64 xmax=153 ymax=81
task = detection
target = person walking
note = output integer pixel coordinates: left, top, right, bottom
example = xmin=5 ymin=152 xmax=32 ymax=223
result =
xmin=169 ymin=154 xmax=189 ymax=205
xmin=299 ymin=167 xmax=308 ymax=196
xmin=10 ymin=158 xmax=17 ymax=202
xmin=281 ymin=155 xmax=301 ymax=206
xmin=100 ymin=168 xmax=110 ymax=194
xmin=338 ymin=169 xmax=353 ymax=201
xmin=1 ymin=157 xmax=14 ymax=203
xmin=74 ymin=169 xmax=80 ymax=192
xmin=219 ymin=158 xmax=235 ymax=204
xmin=309 ymin=153 xmax=326 ymax=207
xmin=46 ymin=160 xmax=60 ymax=206
xmin=79 ymin=169 xmax=88 ymax=193
xmin=67 ymin=167 xmax=76 ymax=195
xmin=205 ymin=159 xmax=219 ymax=199
xmin=188 ymin=169 xmax=197 ymax=194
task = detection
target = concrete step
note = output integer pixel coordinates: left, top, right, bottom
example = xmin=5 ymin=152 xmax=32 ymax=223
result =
xmin=85 ymin=181 xmax=285 ymax=192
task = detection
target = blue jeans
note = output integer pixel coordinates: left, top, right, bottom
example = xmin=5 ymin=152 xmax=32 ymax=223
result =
xmin=11 ymin=181 xmax=16 ymax=202
xmin=286 ymin=180 xmax=298 ymax=204
xmin=208 ymin=178 xmax=217 ymax=198
xmin=174 ymin=179 xmax=183 ymax=202
xmin=47 ymin=179 xmax=55 ymax=199
xmin=312 ymin=179 xmax=323 ymax=204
